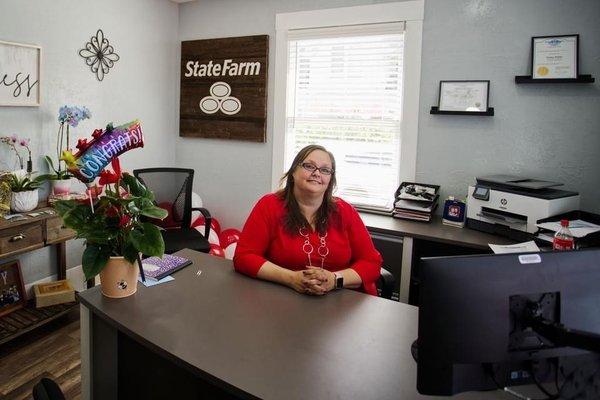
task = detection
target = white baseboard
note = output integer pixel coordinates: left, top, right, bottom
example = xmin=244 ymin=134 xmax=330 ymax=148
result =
xmin=25 ymin=265 xmax=100 ymax=299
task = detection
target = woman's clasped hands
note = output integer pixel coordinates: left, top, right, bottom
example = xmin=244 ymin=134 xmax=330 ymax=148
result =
xmin=288 ymin=266 xmax=336 ymax=295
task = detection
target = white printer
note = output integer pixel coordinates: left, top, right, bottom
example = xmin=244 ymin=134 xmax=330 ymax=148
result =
xmin=466 ymin=175 xmax=580 ymax=240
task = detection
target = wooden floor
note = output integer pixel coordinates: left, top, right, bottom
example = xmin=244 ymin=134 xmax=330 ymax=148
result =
xmin=0 ymin=308 xmax=81 ymax=400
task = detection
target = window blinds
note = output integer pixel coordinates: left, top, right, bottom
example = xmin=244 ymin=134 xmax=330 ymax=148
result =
xmin=284 ymin=22 xmax=405 ymax=210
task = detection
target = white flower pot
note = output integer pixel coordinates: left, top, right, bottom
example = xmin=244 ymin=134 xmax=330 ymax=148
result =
xmin=51 ymin=178 xmax=72 ymax=195
xmin=11 ymin=189 xmax=39 ymax=212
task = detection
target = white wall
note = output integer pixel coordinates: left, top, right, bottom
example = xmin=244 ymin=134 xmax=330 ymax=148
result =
xmin=0 ymin=0 xmax=179 ymax=283
xmin=177 ymin=0 xmax=600 ymax=232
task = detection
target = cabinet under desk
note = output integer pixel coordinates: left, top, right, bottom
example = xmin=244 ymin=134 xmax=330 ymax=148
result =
xmin=360 ymin=212 xmax=515 ymax=304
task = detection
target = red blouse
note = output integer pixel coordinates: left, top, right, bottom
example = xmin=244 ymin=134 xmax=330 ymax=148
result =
xmin=233 ymin=193 xmax=382 ymax=295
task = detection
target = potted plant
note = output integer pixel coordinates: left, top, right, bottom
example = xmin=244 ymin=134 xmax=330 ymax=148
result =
xmin=54 ymin=159 xmax=168 ymax=298
xmin=45 ymin=105 xmax=91 ymax=195
xmin=8 ymin=172 xmax=46 ymax=212
xmin=44 ymin=156 xmax=72 ymax=195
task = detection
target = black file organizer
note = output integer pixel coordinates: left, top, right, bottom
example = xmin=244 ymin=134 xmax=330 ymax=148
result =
xmin=394 ymin=182 xmax=440 ymax=200
xmin=536 ymin=210 xmax=600 ymax=248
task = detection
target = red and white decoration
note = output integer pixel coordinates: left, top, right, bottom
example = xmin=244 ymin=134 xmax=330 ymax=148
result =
xmin=190 ymin=199 xmax=240 ymax=260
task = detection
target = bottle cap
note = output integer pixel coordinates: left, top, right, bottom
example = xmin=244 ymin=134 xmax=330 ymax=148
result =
xmin=560 ymin=219 xmax=569 ymax=227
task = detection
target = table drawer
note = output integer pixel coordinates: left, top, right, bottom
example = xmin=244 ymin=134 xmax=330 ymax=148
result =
xmin=0 ymin=223 xmax=44 ymax=256
xmin=46 ymin=217 xmax=75 ymax=243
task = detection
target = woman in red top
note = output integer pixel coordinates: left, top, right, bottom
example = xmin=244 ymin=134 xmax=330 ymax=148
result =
xmin=233 ymin=144 xmax=382 ymax=296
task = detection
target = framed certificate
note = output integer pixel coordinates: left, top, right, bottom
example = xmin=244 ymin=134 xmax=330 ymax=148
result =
xmin=532 ymin=34 xmax=578 ymax=79
xmin=438 ymin=80 xmax=489 ymax=112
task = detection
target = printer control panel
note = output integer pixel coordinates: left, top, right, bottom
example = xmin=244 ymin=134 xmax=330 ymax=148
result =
xmin=472 ymin=185 xmax=490 ymax=201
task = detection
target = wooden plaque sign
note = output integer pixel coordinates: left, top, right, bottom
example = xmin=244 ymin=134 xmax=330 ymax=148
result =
xmin=180 ymin=35 xmax=269 ymax=142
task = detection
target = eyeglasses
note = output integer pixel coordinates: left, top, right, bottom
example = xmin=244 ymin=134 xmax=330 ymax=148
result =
xmin=299 ymin=162 xmax=334 ymax=176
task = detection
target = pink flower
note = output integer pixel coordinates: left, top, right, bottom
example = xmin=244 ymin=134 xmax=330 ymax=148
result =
xmin=9 ymin=135 xmax=17 ymax=143
xmin=19 ymin=138 xmax=30 ymax=147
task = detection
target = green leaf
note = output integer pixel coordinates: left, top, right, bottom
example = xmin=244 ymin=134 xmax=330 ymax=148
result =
xmin=44 ymin=155 xmax=58 ymax=175
xmin=127 ymin=201 xmax=141 ymax=214
xmin=57 ymin=201 xmax=92 ymax=231
xmin=140 ymin=205 xmax=168 ymax=220
xmin=122 ymin=241 xmax=140 ymax=265
xmin=82 ymin=244 xmax=111 ymax=280
xmin=128 ymin=222 xmax=164 ymax=257
xmin=121 ymin=173 xmax=153 ymax=200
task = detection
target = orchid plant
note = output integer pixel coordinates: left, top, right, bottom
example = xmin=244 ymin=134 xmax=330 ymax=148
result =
xmin=47 ymin=105 xmax=91 ymax=180
xmin=54 ymin=158 xmax=168 ymax=280
xmin=1 ymin=135 xmax=32 ymax=173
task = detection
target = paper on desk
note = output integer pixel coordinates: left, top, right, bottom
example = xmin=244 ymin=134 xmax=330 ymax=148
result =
xmin=489 ymin=241 xmax=540 ymax=254
xmin=536 ymin=219 xmax=600 ymax=238
xmin=138 ymin=275 xmax=174 ymax=287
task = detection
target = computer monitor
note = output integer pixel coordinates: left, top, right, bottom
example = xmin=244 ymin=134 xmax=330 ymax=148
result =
xmin=416 ymin=249 xmax=600 ymax=398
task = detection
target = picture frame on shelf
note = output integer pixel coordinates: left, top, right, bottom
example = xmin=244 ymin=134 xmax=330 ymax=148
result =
xmin=532 ymin=34 xmax=578 ymax=79
xmin=0 ymin=40 xmax=42 ymax=107
xmin=0 ymin=260 xmax=27 ymax=317
xmin=437 ymin=80 xmax=490 ymax=113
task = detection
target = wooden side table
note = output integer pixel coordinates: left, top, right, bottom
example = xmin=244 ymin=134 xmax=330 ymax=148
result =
xmin=0 ymin=207 xmax=78 ymax=345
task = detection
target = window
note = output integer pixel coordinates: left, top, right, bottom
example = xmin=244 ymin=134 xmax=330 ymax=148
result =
xmin=273 ymin=2 xmax=424 ymax=212
xmin=284 ymin=23 xmax=404 ymax=210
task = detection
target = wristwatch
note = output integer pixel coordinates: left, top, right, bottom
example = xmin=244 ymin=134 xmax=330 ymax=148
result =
xmin=333 ymin=272 xmax=344 ymax=290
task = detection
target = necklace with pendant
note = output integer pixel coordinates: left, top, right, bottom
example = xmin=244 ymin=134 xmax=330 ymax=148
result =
xmin=299 ymin=227 xmax=329 ymax=268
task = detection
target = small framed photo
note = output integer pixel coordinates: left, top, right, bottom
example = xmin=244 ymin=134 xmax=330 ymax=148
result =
xmin=438 ymin=80 xmax=489 ymax=112
xmin=0 ymin=260 xmax=27 ymax=317
xmin=532 ymin=34 xmax=578 ymax=79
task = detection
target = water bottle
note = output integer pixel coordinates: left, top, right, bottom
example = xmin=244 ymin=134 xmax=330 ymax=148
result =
xmin=553 ymin=219 xmax=575 ymax=250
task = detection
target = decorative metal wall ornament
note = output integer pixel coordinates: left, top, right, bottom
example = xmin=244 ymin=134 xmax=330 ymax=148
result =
xmin=78 ymin=29 xmax=120 ymax=81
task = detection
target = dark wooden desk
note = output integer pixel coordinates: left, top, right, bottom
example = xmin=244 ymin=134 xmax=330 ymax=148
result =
xmin=0 ymin=207 xmax=76 ymax=345
xmin=360 ymin=213 xmax=515 ymax=303
xmin=78 ymin=249 xmax=517 ymax=400
xmin=360 ymin=213 xmax=514 ymax=250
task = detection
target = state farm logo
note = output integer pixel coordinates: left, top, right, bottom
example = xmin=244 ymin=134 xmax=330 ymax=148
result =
xmin=199 ymin=82 xmax=241 ymax=115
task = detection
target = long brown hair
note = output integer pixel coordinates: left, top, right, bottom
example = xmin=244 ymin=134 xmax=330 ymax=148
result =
xmin=277 ymin=144 xmax=338 ymax=234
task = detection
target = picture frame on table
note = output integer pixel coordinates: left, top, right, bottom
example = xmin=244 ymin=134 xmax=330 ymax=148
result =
xmin=437 ymin=80 xmax=489 ymax=112
xmin=531 ymin=34 xmax=578 ymax=79
xmin=0 ymin=260 xmax=27 ymax=317
xmin=0 ymin=40 xmax=42 ymax=107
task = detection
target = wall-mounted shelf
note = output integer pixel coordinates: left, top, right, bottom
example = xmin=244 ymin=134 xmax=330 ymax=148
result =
xmin=430 ymin=106 xmax=494 ymax=116
xmin=515 ymin=75 xmax=595 ymax=84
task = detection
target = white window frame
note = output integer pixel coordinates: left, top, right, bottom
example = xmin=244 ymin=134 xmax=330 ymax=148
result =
xmin=271 ymin=1 xmax=424 ymax=196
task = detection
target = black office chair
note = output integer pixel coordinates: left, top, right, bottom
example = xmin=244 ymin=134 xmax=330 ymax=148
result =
xmin=133 ymin=168 xmax=212 ymax=254
xmin=32 ymin=378 xmax=65 ymax=400
xmin=377 ymin=267 xmax=396 ymax=300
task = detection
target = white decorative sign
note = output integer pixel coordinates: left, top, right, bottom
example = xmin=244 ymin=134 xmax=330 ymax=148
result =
xmin=199 ymin=82 xmax=241 ymax=115
xmin=0 ymin=40 xmax=41 ymax=106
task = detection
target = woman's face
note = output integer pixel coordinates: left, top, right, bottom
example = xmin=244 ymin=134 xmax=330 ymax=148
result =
xmin=292 ymin=149 xmax=333 ymax=198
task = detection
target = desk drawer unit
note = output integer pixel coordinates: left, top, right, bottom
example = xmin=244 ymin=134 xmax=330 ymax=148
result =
xmin=0 ymin=222 xmax=44 ymax=256
xmin=46 ymin=216 xmax=75 ymax=243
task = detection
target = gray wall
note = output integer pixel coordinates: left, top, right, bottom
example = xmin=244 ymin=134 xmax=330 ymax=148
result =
xmin=417 ymin=0 xmax=600 ymax=211
xmin=177 ymin=0 xmax=600 ymax=231
xmin=3 ymin=0 xmax=599 ymax=284
xmin=176 ymin=0 xmax=396 ymax=231
xmin=1 ymin=0 xmax=179 ymax=284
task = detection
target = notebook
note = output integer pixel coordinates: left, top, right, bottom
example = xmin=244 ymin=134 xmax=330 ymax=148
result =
xmin=141 ymin=254 xmax=193 ymax=281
